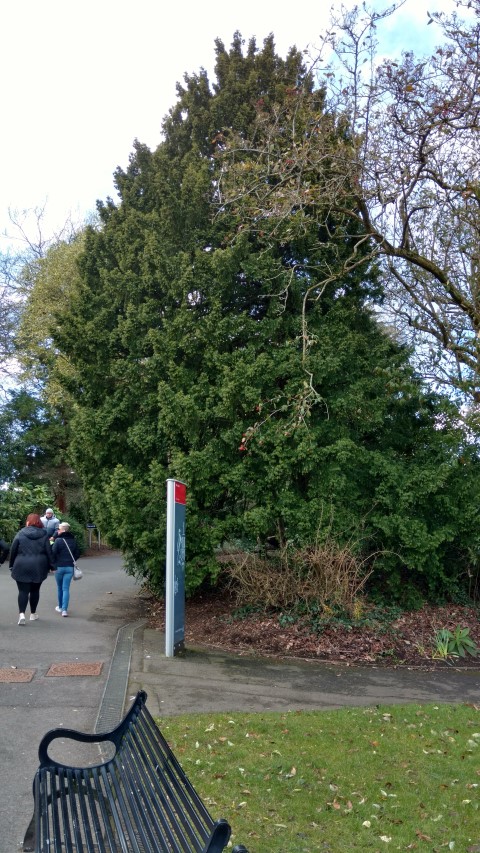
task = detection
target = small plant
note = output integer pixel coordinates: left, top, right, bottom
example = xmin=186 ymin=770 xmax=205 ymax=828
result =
xmin=432 ymin=625 xmax=478 ymax=659
xmin=432 ymin=629 xmax=452 ymax=660
xmin=447 ymin=625 xmax=478 ymax=658
xmin=231 ymin=603 xmax=263 ymax=621
xmin=351 ymin=598 xmax=364 ymax=620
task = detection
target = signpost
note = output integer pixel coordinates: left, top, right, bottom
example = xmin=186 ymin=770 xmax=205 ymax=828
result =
xmin=85 ymin=523 xmax=100 ymax=549
xmin=165 ymin=479 xmax=186 ymax=657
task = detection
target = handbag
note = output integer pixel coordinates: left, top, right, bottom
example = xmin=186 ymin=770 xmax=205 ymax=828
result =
xmin=61 ymin=538 xmax=83 ymax=580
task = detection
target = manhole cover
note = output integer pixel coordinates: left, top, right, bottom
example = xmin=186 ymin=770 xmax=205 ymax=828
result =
xmin=46 ymin=662 xmax=103 ymax=677
xmin=0 ymin=668 xmax=35 ymax=683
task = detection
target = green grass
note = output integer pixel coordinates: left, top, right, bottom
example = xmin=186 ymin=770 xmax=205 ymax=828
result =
xmin=158 ymin=703 xmax=480 ymax=852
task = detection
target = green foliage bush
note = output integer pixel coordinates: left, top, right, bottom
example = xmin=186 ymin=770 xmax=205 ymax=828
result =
xmin=0 ymin=482 xmax=53 ymax=541
xmin=0 ymin=485 xmax=87 ymax=554
xmin=56 ymin=514 xmax=87 ymax=554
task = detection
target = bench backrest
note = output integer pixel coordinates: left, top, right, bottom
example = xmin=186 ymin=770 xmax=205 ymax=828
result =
xmin=34 ymin=691 xmax=233 ymax=852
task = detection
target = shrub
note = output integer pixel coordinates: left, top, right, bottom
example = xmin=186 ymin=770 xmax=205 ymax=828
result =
xmin=225 ymin=538 xmax=373 ymax=615
xmin=0 ymin=483 xmax=53 ymax=541
xmin=57 ymin=514 xmax=87 ymax=554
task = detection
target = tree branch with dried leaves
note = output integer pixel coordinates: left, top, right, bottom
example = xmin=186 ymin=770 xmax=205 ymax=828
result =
xmin=217 ymin=1 xmax=480 ymax=407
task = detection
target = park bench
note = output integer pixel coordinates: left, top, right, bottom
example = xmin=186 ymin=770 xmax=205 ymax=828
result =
xmin=23 ymin=690 xmax=249 ymax=852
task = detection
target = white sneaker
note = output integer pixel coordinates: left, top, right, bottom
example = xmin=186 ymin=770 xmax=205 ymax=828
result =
xmin=30 ymin=613 xmax=39 ymax=621
xmin=18 ymin=613 xmax=26 ymax=625
xmin=62 ymin=611 xmax=68 ymax=617
xmin=55 ymin=606 xmax=62 ymax=613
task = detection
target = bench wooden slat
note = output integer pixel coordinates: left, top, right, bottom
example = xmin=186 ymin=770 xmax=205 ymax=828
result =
xmin=27 ymin=691 xmax=248 ymax=853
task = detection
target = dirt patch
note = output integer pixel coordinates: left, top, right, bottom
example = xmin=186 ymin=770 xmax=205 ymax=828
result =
xmin=147 ymin=589 xmax=480 ymax=670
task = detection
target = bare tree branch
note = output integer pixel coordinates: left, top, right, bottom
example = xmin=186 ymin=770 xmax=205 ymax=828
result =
xmin=217 ymin=1 xmax=480 ymax=404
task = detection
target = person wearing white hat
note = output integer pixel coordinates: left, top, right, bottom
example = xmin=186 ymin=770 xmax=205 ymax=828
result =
xmin=40 ymin=508 xmax=60 ymax=539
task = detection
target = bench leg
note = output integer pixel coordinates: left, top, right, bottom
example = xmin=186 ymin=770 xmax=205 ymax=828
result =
xmin=22 ymin=813 xmax=35 ymax=852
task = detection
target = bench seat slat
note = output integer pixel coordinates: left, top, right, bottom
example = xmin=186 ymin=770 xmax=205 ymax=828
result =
xmin=68 ymin=769 xmax=93 ymax=852
xmin=53 ymin=769 xmax=67 ymax=853
xmin=106 ymin=757 xmax=158 ymax=853
xmin=82 ymin=767 xmax=110 ymax=853
xmin=70 ymin=770 xmax=93 ymax=852
xmin=114 ymin=738 xmax=184 ymax=850
xmin=86 ymin=766 xmax=116 ymax=852
xmin=129 ymin=714 xmax=214 ymax=846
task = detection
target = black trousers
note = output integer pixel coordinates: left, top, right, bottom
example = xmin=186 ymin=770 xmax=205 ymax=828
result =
xmin=16 ymin=581 xmax=42 ymax=614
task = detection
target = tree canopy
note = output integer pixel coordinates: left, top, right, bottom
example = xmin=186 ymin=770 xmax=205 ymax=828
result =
xmin=11 ymin=27 xmax=480 ymax=605
xmin=42 ymin=32 xmax=477 ymax=601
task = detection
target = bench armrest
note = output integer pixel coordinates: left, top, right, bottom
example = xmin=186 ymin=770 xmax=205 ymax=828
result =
xmin=38 ymin=726 xmax=118 ymax=768
xmin=38 ymin=690 xmax=148 ymax=768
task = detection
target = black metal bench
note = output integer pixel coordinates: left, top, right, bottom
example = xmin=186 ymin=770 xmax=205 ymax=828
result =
xmin=23 ymin=690 xmax=249 ymax=852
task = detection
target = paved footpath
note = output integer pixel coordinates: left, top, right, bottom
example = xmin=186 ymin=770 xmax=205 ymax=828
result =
xmin=128 ymin=627 xmax=480 ymax=719
xmin=1 ymin=552 xmax=479 ymax=851
xmin=0 ymin=553 xmax=144 ymax=853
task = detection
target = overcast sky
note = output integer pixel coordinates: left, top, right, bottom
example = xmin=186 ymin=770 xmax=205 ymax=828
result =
xmin=0 ymin=0 xmax=451 ymax=247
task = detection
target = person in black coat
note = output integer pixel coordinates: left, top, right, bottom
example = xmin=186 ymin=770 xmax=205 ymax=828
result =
xmin=51 ymin=522 xmax=80 ymax=617
xmin=9 ymin=513 xmax=54 ymax=625
xmin=0 ymin=537 xmax=9 ymax=565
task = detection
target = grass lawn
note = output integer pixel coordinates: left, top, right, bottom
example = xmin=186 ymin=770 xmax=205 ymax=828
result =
xmin=158 ymin=703 xmax=480 ymax=852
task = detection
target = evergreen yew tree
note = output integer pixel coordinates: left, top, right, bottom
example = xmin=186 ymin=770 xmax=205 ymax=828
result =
xmin=54 ymin=33 xmax=480 ymax=602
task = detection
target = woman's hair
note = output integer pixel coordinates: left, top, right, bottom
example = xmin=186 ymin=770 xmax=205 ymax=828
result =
xmin=26 ymin=513 xmax=43 ymax=529
xmin=58 ymin=522 xmax=70 ymax=532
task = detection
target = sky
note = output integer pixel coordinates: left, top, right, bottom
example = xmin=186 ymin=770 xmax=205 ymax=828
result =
xmin=0 ymin=0 xmax=452 ymax=249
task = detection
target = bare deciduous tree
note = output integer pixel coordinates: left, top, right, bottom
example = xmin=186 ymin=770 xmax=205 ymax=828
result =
xmin=0 ymin=205 xmax=80 ymax=396
xmin=218 ymin=0 xmax=480 ymax=411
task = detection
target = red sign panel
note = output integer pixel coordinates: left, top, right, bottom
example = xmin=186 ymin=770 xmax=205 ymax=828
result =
xmin=174 ymin=482 xmax=186 ymax=505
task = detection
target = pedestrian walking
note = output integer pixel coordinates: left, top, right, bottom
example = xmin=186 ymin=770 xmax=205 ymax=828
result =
xmin=0 ymin=537 xmax=9 ymax=565
xmin=51 ymin=522 xmax=80 ymax=617
xmin=40 ymin=507 xmax=60 ymax=540
xmin=9 ymin=513 xmax=54 ymax=625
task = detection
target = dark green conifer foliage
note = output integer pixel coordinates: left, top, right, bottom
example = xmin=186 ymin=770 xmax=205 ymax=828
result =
xmin=0 ymin=390 xmax=65 ymax=485
xmin=55 ymin=34 xmax=480 ymax=601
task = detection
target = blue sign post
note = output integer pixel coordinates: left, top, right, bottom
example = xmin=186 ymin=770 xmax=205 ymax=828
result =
xmin=165 ymin=479 xmax=186 ymax=657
